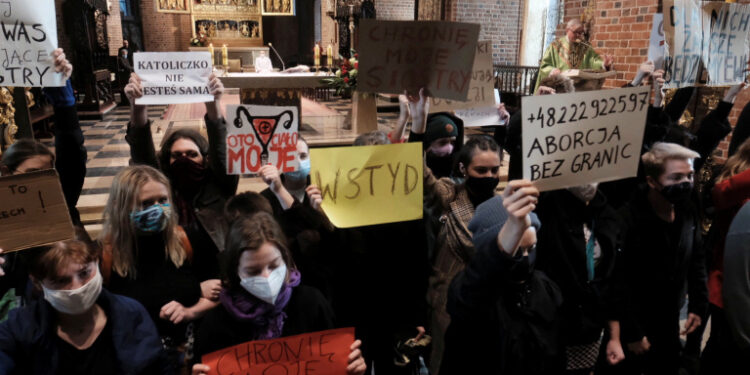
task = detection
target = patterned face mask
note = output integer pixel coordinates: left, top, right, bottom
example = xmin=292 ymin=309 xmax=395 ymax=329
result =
xmin=130 ymin=204 xmax=171 ymax=233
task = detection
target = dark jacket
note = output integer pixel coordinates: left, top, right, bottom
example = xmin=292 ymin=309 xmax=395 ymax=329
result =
xmin=723 ymin=201 xmax=750 ymax=354
xmin=616 ymin=186 xmax=708 ymax=345
xmin=126 ymin=116 xmax=239 ymax=254
xmin=441 ymin=223 xmax=563 ymax=375
xmin=535 ymin=189 xmax=620 ymax=346
xmin=0 ymin=289 xmax=170 ymax=375
xmin=192 ymin=285 xmax=335 ymax=361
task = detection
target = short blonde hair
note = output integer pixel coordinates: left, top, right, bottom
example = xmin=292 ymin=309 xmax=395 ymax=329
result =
xmin=641 ymin=142 xmax=700 ymax=179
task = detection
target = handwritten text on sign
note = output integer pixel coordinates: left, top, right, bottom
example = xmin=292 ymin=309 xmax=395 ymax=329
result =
xmin=0 ymin=170 xmax=73 ymax=252
xmin=202 ymin=328 xmax=355 ymax=375
xmin=134 ymin=52 xmax=213 ymax=105
xmin=430 ymin=40 xmax=495 ymax=112
xmin=522 ymin=86 xmax=650 ymax=191
xmin=704 ymin=3 xmax=750 ymax=86
xmin=664 ymin=0 xmax=705 ymax=88
xmin=0 ymin=0 xmax=64 ymax=87
xmin=226 ymin=104 xmax=299 ymax=175
xmin=358 ymin=20 xmax=480 ymax=101
xmin=310 ymin=143 xmax=423 ymax=228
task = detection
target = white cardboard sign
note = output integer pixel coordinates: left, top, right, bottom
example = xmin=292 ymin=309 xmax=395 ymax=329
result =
xmin=226 ymin=104 xmax=299 ymax=175
xmin=134 ymin=52 xmax=213 ymax=105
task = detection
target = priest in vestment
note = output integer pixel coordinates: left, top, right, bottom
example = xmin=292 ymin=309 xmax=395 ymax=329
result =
xmin=535 ymin=19 xmax=614 ymax=92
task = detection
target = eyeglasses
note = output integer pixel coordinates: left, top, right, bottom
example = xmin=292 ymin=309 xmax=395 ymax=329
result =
xmin=170 ymin=150 xmax=201 ymax=159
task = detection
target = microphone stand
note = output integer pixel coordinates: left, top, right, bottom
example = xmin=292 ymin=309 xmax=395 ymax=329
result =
xmin=268 ymin=43 xmax=286 ymax=72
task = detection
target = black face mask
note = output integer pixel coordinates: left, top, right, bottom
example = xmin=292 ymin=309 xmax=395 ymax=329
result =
xmin=465 ymin=176 xmax=500 ymax=206
xmin=426 ymin=153 xmax=454 ymax=179
xmin=509 ymin=247 xmax=536 ymax=282
xmin=659 ymin=181 xmax=693 ymax=204
xmin=169 ymin=157 xmax=207 ymax=197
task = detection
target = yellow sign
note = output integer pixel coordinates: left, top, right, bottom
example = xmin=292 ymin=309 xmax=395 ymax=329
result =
xmin=310 ymin=143 xmax=423 ymax=228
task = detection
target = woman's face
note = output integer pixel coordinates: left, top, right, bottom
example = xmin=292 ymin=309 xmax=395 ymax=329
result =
xmin=42 ymin=261 xmax=97 ymax=291
xmin=465 ymin=150 xmax=501 ymax=178
xmin=296 ymin=140 xmax=309 ymax=163
xmin=238 ymin=242 xmax=284 ymax=279
xmin=138 ymin=180 xmax=170 ymax=209
xmin=428 ymin=137 xmax=456 ymax=157
xmin=169 ymin=138 xmax=203 ymax=165
xmin=13 ymin=155 xmax=53 ymax=174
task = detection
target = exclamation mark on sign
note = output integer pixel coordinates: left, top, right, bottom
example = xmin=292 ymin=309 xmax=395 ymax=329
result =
xmin=39 ymin=191 xmax=46 ymax=213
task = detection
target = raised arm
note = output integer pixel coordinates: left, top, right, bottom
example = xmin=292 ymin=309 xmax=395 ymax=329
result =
xmin=203 ymin=74 xmax=239 ymax=196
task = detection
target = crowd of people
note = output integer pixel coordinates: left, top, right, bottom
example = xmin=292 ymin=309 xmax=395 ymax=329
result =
xmin=0 ymin=38 xmax=749 ymax=375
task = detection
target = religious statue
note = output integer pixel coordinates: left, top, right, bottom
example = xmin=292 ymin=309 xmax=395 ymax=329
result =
xmin=534 ymin=19 xmax=614 ymax=92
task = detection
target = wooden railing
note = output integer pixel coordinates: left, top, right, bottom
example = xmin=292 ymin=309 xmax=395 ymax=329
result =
xmin=494 ymin=65 xmax=540 ymax=97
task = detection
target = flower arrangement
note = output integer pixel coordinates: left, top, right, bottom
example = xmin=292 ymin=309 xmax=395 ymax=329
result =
xmin=190 ymin=33 xmax=208 ymax=47
xmin=322 ymin=50 xmax=358 ymax=97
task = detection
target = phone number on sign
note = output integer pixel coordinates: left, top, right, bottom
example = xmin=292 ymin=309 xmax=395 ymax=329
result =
xmin=527 ymin=91 xmax=649 ymax=129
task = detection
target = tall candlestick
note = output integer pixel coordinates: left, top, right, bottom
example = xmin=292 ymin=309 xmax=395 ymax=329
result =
xmin=326 ymin=44 xmax=333 ymax=67
xmin=314 ymin=43 xmax=320 ymax=67
xmin=222 ymin=44 xmax=228 ymax=66
xmin=208 ymin=43 xmax=214 ymax=66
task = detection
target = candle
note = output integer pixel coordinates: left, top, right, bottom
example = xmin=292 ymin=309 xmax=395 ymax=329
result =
xmin=208 ymin=43 xmax=214 ymax=66
xmin=314 ymin=43 xmax=320 ymax=67
xmin=222 ymin=44 xmax=228 ymax=66
xmin=326 ymin=44 xmax=333 ymax=67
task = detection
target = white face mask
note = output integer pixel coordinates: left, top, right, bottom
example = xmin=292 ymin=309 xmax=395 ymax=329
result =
xmin=42 ymin=267 xmax=103 ymax=315
xmin=567 ymin=183 xmax=599 ymax=203
xmin=240 ymin=263 xmax=287 ymax=305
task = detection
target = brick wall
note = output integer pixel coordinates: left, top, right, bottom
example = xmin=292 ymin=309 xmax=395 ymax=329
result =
xmin=376 ymin=0 xmax=414 ymax=20
xmin=449 ymin=0 xmax=525 ymax=65
xmin=107 ymin=5 xmax=124 ymax=56
xmin=140 ymin=0 xmax=192 ymax=52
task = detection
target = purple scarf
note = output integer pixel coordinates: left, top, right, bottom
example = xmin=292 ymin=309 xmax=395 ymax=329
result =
xmin=219 ymin=270 xmax=301 ymax=340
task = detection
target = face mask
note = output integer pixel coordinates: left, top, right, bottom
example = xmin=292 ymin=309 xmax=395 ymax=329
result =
xmin=426 ymin=153 xmax=454 ymax=179
xmin=429 ymin=143 xmax=454 ymax=158
xmin=659 ymin=181 xmax=693 ymax=204
xmin=240 ymin=263 xmax=287 ymax=305
xmin=169 ymin=157 xmax=207 ymax=196
xmin=509 ymin=246 xmax=536 ymax=282
xmin=130 ymin=204 xmax=170 ymax=233
xmin=567 ymin=183 xmax=599 ymax=203
xmin=285 ymin=158 xmax=310 ymax=181
xmin=465 ymin=176 xmax=500 ymax=204
xmin=43 ymin=267 xmax=103 ymax=315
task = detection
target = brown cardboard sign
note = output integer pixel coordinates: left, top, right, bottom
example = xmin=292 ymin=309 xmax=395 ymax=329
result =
xmin=430 ymin=41 xmax=495 ymax=112
xmin=358 ymin=20 xmax=480 ymax=101
xmin=0 ymin=169 xmax=74 ymax=252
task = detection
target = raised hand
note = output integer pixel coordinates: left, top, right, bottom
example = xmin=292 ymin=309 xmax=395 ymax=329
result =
xmin=497 ymin=179 xmax=539 ymax=255
xmin=52 ymin=48 xmax=73 ymax=80
xmin=346 ymin=340 xmax=367 ymax=375
xmin=405 ymin=88 xmax=429 ymax=134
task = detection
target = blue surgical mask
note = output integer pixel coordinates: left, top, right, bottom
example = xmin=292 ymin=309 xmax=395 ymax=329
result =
xmin=130 ymin=204 xmax=170 ymax=233
xmin=285 ymin=158 xmax=311 ymax=180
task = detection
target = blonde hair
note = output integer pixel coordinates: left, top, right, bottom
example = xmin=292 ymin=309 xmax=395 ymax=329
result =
xmin=99 ymin=165 xmax=185 ymax=278
xmin=641 ymin=142 xmax=700 ymax=179
xmin=717 ymin=137 xmax=750 ymax=183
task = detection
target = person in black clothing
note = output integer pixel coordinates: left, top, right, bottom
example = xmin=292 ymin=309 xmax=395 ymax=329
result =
xmin=118 ymin=43 xmax=134 ymax=106
xmin=125 ymin=72 xmax=239 ymax=301
xmin=613 ymin=142 xmax=708 ymax=375
xmin=535 ymin=183 xmax=625 ymax=373
xmin=191 ymin=213 xmax=366 ymax=375
xmin=441 ymin=180 xmax=562 ymax=375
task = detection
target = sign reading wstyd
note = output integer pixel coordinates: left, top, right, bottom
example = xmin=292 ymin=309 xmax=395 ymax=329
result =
xmin=430 ymin=40 xmax=495 ymax=112
xmin=202 ymin=328 xmax=355 ymax=375
xmin=0 ymin=170 xmax=73 ymax=252
xmin=358 ymin=19 xmax=480 ymax=101
xmin=226 ymin=104 xmax=299 ymax=175
xmin=134 ymin=52 xmax=213 ymax=105
xmin=522 ymin=86 xmax=650 ymax=191
xmin=310 ymin=143 xmax=423 ymax=228
xmin=0 ymin=0 xmax=64 ymax=87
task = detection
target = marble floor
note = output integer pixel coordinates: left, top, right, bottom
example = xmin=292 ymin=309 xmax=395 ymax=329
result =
xmin=36 ymin=95 xmax=506 ymax=237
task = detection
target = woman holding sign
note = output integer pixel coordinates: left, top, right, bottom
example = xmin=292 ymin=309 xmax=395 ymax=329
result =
xmin=125 ymin=71 xmax=238 ymax=301
xmin=191 ymin=213 xmax=366 ymax=375
xmin=0 ymin=240 xmax=170 ymax=374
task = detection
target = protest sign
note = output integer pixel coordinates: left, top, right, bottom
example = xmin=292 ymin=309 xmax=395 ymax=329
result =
xmin=202 ymin=328 xmax=355 ymax=375
xmin=454 ymin=89 xmax=505 ymax=127
xmin=134 ymin=52 xmax=213 ymax=105
xmin=663 ymin=0 xmax=706 ymax=88
xmin=429 ymin=40 xmax=494 ymax=112
xmin=0 ymin=0 xmax=64 ymax=87
xmin=648 ymin=13 xmax=665 ymax=67
xmin=521 ymin=86 xmax=650 ymax=192
xmin=310 ymin=143 xmax=423 ymax=228
xmin=226 ymin=104 xmax=299 ymax=175
xmin=358 ymin=19 xmax=480 ymax=101
xmin=0 ymin=170 xmax=73 ymax=252
xmin=704 ymin=3 xmax=750 ymax=86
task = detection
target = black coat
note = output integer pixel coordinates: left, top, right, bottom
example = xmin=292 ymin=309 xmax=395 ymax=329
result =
xmin=535 ymin=190 xmax=620 ymax=346
xmin=441 ymin=222 xmax=563 ymax=375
